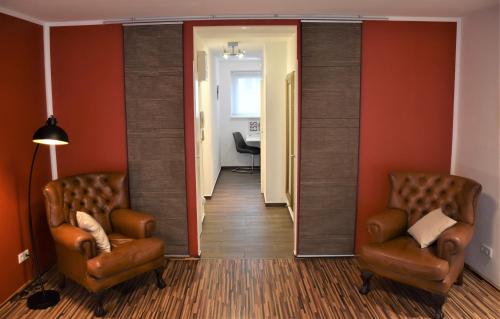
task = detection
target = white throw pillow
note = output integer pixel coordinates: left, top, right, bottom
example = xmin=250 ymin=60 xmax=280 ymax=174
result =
xmin=408 ymin=208 xmax=457 ymax=248
xmin=76 ymin=211 xmax=111 ymax=253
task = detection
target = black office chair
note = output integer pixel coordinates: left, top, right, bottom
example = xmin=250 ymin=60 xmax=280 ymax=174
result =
xmin=232 ymin=132 xmax=260 ymax=174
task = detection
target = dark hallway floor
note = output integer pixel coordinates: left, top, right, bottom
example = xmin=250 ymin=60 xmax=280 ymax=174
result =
xmin=200 ymin=169 xmax=294 ymax=258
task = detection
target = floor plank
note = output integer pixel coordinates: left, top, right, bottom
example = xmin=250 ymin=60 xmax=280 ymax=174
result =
xmin=201 ymin=169 xmax=294 ymax=258
xmin=1 ymin=258 xmax=498 ymax=318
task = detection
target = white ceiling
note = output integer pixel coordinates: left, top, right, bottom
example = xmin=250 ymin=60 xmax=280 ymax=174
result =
xmin=0 ymin=0 xmax=498 ymax=22
xmin=195 ymin=26 xmax=296 ymax=59
xmin=195 ymin=26 xmax=296 ymax=44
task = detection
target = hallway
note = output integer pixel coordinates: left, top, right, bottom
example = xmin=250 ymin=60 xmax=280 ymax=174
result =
xmin=201 ymin=169 xmax=294 ymax=258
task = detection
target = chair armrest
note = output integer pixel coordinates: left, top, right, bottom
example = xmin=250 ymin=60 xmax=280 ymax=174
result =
xmin=51 ymin=224 xmax=96 ymax=258
xmin=437 ymin=222 xmax=474 ymax=262
xmin=367 ymin=209 xmax=407 ymax=244
xmin=110 ymin=208 xmax=156 ymax=239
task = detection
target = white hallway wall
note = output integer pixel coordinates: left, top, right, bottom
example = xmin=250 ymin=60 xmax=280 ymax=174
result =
xmin=218 ymin=59 xmax=262 ymax=167
xmin=199 ymin=48 xmax=222 ymax=197
xmin=263 ymin=41 xmax=288 ymax=204
xmin=455 ymin=4 xmax=500 ymax=287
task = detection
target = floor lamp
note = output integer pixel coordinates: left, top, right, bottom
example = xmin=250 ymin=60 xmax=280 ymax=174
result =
xmin=27 ymin=115 xmax=69 ymax=310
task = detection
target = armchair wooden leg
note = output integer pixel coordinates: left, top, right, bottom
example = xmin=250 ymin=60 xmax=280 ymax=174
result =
xmin=359 ymin=271 xmax=373 ymax=295
xmin=120 ymin=283 xmax=133 ymax=296
xmin=454 ymin=270 xmax=464 ymax=286
xmin=154 ymin=268 xmax=166 ymax=289
xmin=58 ymin=274 xmax=66 ymax=290
xmin=433 ymin=294 xmax=446 ymax=319
xmin=93 ymin=291 xmax=107 ymax=317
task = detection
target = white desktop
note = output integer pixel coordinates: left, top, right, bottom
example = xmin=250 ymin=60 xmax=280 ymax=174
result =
xmin=246 ymin=132 xmax=260 ymax=143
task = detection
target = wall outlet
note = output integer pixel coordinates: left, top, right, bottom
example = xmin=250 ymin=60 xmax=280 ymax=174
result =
xmin=480 ymin=244 xmax=493 ymax=258
xmin=17 ymin=249 xmax=30 ymax=264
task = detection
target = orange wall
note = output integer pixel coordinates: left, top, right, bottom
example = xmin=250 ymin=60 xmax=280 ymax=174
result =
xmin=51 ymin=24 xmax=127 ymax=177
xmin=0 ymin=13 xmax=54 ymax=303
xmin=356 ymin=21 xmax=456 ymax=251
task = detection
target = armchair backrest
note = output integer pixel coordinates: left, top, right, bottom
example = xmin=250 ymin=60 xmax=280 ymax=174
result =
xmin=43 ymin=172 xmax=129 ymax=233
xmin=388 ymin=172 xmax=481 ymax=227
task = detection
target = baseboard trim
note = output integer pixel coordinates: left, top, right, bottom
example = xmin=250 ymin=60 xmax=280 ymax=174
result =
xmin=166 ymin=255 xmax=200 ymax=260
xmin=1 ymin=277 xmax=33 ymax=308
xmin=295 ymin=254 xmax=356 ymax=258
xmin=164 ymin=254 xmax=190 ymax=258
xmin=203 ymin=166 xmax=221 ymax=199
xmin=464 ymin=263 xmax=500 ymax=290
xmin=221 ymin=166 xmax=261 ymax=169
xmin=0 ymin=266 xmax=56 ymax=308
xmin=265 ymin=202 xmax=287 ymax=207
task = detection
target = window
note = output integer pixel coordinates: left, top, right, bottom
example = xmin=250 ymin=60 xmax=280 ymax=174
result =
xmin=231 ymin=71 xmax=261 ymax=118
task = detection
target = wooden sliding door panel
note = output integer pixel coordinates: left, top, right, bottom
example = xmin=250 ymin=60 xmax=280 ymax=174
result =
xmin=301 ymin=118 xmax=359 ymax=128
xmin=299 ymin=23 xmax=361 ymax=255
xmin=302 ymin=66 xmax=360 ymax=118
xmin=301 ymin=127 xmax=359 ymax=182
xmin=300 ymin=210 xmax=356 ymax=236
xmin=124 ymin=70 xmax=183 ymax=99
xmin=124 ymin=24 xmax=188 ymax=255
xmin=300 ymin=236 xmax=355 ymax=255
xmin=124 ymin=27 xmax=183 ymax=69
xmin=302 ymin=127 xmax=359 ymax=154
xmin=300 ymin=184 xmax=358 ymax=211
xmin=300 ymin=153 xmax=359 ymax=182
xmin=125 ymin=100 xmax=184 ymax=130
xmin=302 ymin=23 xmax=361 ymax=67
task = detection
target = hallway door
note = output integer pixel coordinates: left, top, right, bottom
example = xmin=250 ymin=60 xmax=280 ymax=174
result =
xmin=285 ymin=71 xmax=295 ymax=210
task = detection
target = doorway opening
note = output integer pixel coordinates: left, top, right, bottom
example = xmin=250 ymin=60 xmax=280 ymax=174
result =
xmin=191 ymin=25 xmax=299 ymax=257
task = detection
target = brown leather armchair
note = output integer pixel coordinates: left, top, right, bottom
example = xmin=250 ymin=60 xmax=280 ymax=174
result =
xmin=358 ymin=172 xmax=481 ymax=319
xmin=43 ymin=172 xmax=166 ymax=317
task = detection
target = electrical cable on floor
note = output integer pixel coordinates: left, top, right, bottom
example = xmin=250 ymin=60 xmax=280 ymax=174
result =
xmin=11 ymin=272 xmax=50 ymax=302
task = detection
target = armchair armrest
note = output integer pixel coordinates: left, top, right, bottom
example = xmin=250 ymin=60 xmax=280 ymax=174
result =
xmin=437 ymin=222 xmax=474 ymax=262
xmin=51 ymin=224 xmax=96 ymax=258
xmin=110 ymin=209 xmax=156 ymax=239
xmin=367 ymin=209 xmax=407 ymax=244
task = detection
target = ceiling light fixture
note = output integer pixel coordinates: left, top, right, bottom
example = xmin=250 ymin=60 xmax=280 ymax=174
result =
xmin=223 ymin=41 xmax=245 ymax=59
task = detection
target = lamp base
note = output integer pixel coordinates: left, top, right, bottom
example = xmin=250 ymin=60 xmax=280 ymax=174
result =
xmin=27 ymin=290 xmax=60 ymax=310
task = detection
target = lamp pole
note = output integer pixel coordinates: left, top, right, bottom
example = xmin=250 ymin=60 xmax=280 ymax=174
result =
xmin=27 ymin=144 xmax=46 ymax=294
xmin=26 ymin=115 xmax=68 ymax=310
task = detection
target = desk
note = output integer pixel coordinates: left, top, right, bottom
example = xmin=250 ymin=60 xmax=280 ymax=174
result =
xmin=246 ymin=135 xmax=261 ymax=143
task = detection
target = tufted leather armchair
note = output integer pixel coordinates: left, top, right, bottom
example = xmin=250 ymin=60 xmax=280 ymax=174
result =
xmin=358 ymin=172 xmax=481 ymax=319
xmin=43 ymin=172 xmax=166 ymax=317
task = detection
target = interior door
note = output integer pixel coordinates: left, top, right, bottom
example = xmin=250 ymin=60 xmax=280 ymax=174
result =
xmin=194 ymin=78 xmax=205 ymax=254
xmin=285 ymin=71 xmax=295 ymax=210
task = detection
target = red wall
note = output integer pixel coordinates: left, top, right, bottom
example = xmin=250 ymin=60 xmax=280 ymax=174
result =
xmin=47 ymin=21 xmax=456 ymax=257
xmin=0 ymin=13 xmax=53 ymax=303
xmin=51 ymin=25 xmax=127 ymax=177
xmin=356 ymin=21 xmax=456 ymax=252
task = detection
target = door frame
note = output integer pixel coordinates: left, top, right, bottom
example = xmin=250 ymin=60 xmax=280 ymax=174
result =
xmin=183 ymin=20 xmax=302 ymax=257
xmin=285 ymin=71 xmax=296 ymax=211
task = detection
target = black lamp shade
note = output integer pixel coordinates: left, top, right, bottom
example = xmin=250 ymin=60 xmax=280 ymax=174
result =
xmin=32 ymin=115 xmax=69 ymax=145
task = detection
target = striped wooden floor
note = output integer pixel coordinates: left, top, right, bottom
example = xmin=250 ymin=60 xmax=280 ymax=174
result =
xmin=1 ymin=258 xmax=498 ymax=318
